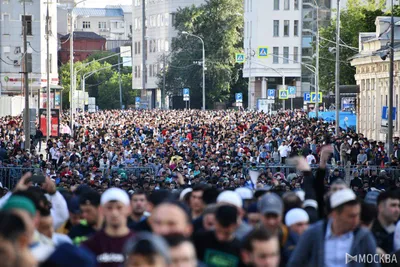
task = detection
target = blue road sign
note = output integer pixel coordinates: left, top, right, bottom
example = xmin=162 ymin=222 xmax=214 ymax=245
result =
xmin=310 ymin=92 xmax=322 ymax=103
xmin=382 ymin=106 xmax=397 ymax=120
xmin=304 ymin=93 xmax=311 ymax=102
xmin=183 ymin=88 xmax=190 ymax=96
xmin=135 ymin=97 xmax=141 ymax=103
xmin=235 ymin=93 xmax=243 ymax=102
xmin=288 ymin=86 xmax=296 ymax=96
xmin=257 ymin=47 xmax=269 ymax=58
xmin=267 ymin=89 xmax=275 ymax=98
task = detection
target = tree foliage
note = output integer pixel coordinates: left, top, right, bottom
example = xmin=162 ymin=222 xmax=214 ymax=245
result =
xmin=318 ymin=0 xmax=386 ymax=93
xmin=59 ymin=51 xmax=133 ymax=109
xmin=158 ymin=0 xmax=245 ymax=108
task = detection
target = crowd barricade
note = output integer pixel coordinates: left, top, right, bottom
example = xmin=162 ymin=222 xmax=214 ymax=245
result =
xmin=244 ymin=164 xmax=400 ymax=181
xmin=0 ymin=167 xmax=38 ymax=189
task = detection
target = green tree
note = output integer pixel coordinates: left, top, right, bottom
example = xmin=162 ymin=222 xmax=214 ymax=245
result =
xmin=59 ymin=61 xmax=115 ymax=109
xmin=318 ymin=0 xmax=385 ymax=93
xmin=97 ymin=72 xmax=138 ymax=109
xmin=158 ymin=0 xmax=244 ymax=108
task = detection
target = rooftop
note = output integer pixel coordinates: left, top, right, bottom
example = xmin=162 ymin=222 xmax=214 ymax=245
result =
xmin=73 ymin=7 xmax=124 ymax=17
xmin=60 ymin=31 xmax=106 ymax=40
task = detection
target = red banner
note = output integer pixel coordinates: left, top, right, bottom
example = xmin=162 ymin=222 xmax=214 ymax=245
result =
xmin=39 ymin=109 xmax=60 ymax=137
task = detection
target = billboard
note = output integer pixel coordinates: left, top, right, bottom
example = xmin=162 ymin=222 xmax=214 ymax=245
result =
xmin=308 ymin=111 xmax=357 ymax=131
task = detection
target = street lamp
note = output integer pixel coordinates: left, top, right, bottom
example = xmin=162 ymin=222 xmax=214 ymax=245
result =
xmin=182 ymin=31 xmax=206 ymax=110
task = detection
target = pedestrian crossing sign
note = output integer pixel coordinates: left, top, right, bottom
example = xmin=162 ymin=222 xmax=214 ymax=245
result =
xmin=310 ymin=92 xmax=322 ymax=103
xmin=258 ymin=47 xmax=269 ymax=58
xmin=279 ymin=89 xmax=288 ymax=99
xmin=235 ymin=53 xmax=246 ymax=63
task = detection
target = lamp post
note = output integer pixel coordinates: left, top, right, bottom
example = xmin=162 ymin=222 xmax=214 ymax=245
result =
xmin=182 ymin=31 xmax=206 ymax=110
xmin=335 ymin=0 xmax=341 ymax=136
xmin=388 ymin=0 xmax=395 ymax=156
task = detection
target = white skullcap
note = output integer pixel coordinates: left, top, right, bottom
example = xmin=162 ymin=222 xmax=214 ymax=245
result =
xmin=330 ymin=188 xmax=356 ymax=209
xmin=217 ymin=191 xmax=243 ymax=208
xmin=101 ymin=188 xmax=130 ymax=206
xmin=295 ymin=190 xmax=305 ymax=201
xmin=179 ymin=188 xmax=193 ymax=201
xmin=285 ymin=208 xmax=309 ymax=227
xmin=235 ymin=187 xmax=254 ymax=200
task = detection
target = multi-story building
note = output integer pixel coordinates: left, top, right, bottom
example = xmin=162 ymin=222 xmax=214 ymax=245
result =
xmin=131 ymin=0 xmax=205 ymax=109
xmin=350 ymin=16 xmax=400 ymax=141
xmin=243 ymin=0 xmax=302 ymax=109
xmin=0 ymin=0 xmax=58 ymax=95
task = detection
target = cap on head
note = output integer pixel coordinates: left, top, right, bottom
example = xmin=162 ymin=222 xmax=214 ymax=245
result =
xmin=217 ymin=190 xmax=243 ymax=208
xmin=235 ymin=187 xmax=254 ymax=200
xmin=101 ymin=188 xmax=130 ymax=206
xmin=258 ymin=193 xmax=283 ymax=216
xmin=285 ymin=208 xmax=309 ymax=227
xmin=2 ymin=196 xmax=36 ymax=216
xmin=330 ymin=188 xmax=357 ymax=209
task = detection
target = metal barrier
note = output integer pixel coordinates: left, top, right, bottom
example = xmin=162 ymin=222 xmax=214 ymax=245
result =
xmin=0 ymin=166 xmax=156 ymax=189
xmin=0 ymin=167 xmax=39 ymax=189
xmin=244 ymin=164 xmax=400 ymax=182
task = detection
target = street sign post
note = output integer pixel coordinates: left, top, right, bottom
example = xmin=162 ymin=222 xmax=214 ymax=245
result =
xmin=257 ymin=47 xmax=269 ymax=58
xmin=235 ymin=93 xmax=243 ymax=103
xmin=135 ymin=97 xmax=141 ymax=109
xmin=183 ymin=88 xmax=190 ymax=101
xmin=304 ymin=92 xmax=311 ymax=103
xmin=310 ymin=92 xmax=322 ymax=103
xmin=381 ymin=106 xmax=397 ymax=133
xmin=235 ymin=53 xmax=246 ymax=63
xmin=267 ymin=89 xmax=275 ymax=100
xmin=279 ymin=89 xmax=288 ymax=100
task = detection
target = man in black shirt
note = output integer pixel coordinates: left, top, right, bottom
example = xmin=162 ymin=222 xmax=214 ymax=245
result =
xmin=193 ymin=205 xmax=243 ymax=267
xmin=68 ymin=191 xmax=102 ymax=245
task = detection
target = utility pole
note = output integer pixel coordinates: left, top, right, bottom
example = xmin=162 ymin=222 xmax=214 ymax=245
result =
xmin=248 ymin=38 xmax=253 ymax=110
xmin=335 ymin=0 xmax=340 ymax=136
xmin=162 ymin=53 xmax=166 ymax=109
xmin=141 ymin=0 xmax=147 ymax=107
xmin=388 ymin=0 xmax=395 ymax=156
xmin=46 ymin=0 xmax=51 ymax=141
xmin=69 ymin=11 xmax=74 ymax=137
xmin=282 ymin=75 xmax=286 ymax=110
xmin=315 ymin=1 xmax=320 ymax=118
xmin=23 ymin=0 xmax=30 ymax=150
xmin=118 ymin=55 xmax=123 ymax=109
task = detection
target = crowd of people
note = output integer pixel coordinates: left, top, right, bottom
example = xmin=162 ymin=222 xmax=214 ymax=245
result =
xmin=0 ymin=109 xmax=400 ymax=266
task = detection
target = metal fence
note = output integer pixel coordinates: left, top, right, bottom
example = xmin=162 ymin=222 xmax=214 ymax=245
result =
xmin=244 ymin=164 xmax=400 ymax=183
xmin=0 ymin=167 xmax=156 ymax=189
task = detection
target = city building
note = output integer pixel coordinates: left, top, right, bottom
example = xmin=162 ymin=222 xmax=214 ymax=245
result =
xmin=0 ymin=0 xmax=58 ymax=95
xmin=59 ymin=31 xmax=106 ymax=64
xmin=131 ymin=0 xmax=206 ymax=109
xmin=243 ymin=0 xmax=302 ymax=110
xmin=350 ymin=16 xmax=400 ymax=141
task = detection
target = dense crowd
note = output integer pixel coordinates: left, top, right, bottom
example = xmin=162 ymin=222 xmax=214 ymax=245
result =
xmin=0 ymin=109 xmax=400 ymax=266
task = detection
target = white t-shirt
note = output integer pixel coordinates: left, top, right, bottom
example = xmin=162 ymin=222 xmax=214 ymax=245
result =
xmin=278 ymin=145 xmax=291 ymax=158
xmin=306 ymin=154 xmax=316 ymax=164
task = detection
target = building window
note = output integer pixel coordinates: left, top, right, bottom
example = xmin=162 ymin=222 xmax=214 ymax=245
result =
xmin=294 ymin=0 xmax=299 ymax=10
xmin=273 ymin=47 xmax=279 ymax=64
xmin=83 ymin=21 xmax=90 ymax=29
xmin=284 ymin=20 xmax=289 ymax=36
xmin=294 ymin=20 xmax=299 ymax=36
xmin=273 ymin=20 xmax=279 ymax=37
xmin=98 ymin=22 xmax=106 ymax=29
xmin=293 ymin=47 xmax=298 ymax=63
xmin=171 ymin=13 xmax=176 ymax=27
xmin=284 ymin=0 xmax=289 ymax=10
xmin=283 ymin=47 xmax=289 ymax=63
xmin=165 ymin=40 xmax=169 ymax=51
xmin=274 ymin=0 xmax=279 ymax=10
xmin=22 ymin=15 xmax=32 ymax=35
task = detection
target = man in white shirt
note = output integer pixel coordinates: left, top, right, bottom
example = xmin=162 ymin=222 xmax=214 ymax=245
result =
xmin=306 ymin=151 xmax=316 ymax=165
xmin=278 ymin=141 xmax=291 ymax=164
